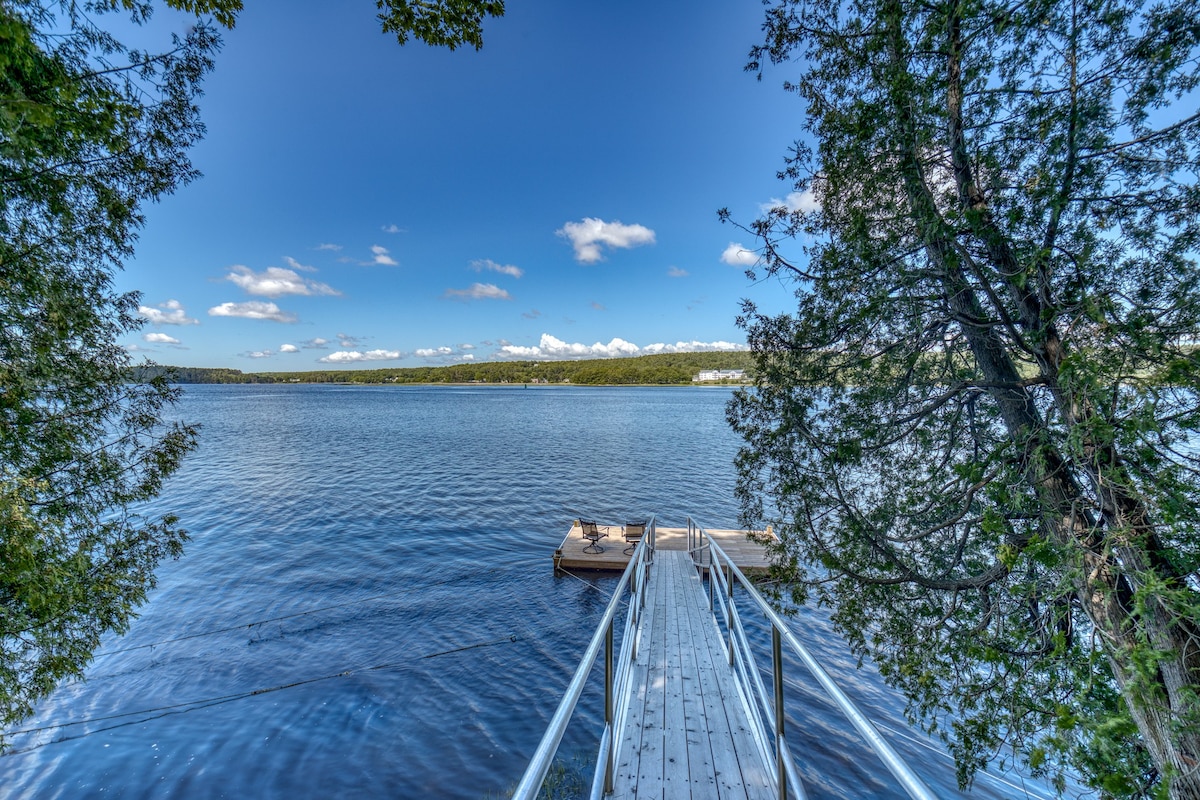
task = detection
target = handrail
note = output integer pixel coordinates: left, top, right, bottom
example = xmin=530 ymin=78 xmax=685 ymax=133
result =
xmin=689 ymin=517 xmax=937 ymax=800
xmin=511 ymin=517 xmax=656 ymax=800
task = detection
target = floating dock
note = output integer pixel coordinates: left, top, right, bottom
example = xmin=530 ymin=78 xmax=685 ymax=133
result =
xmin=553 ymin=523 xmax=774 ymax=574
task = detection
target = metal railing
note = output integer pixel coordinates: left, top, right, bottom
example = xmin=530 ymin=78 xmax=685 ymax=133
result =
xmin=687 ymin=517 xmax=937 ymax=800
xmin=511 ymin=517 xmax=656 ymax=800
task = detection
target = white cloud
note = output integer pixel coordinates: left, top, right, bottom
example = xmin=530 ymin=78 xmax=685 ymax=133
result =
xmin=242 ymin=350 xmax=274 ymax=359
xmin=499 ymin=333 xmax=640 ymax=360
xmin=498 ymin=333 xmax=746 ymax=361
xmin=208 ymin=301 xmax=297 ymax=323
xmin=381 ymin=224 xmax=404 ymax=234
xmin=371 ymin=245 xmax=399 ymax=266
xmin=280 ymin=343 xmax=300 ymax=353
xmin=318 ymin=349 xmax=402 ymax=363
xmin=316 ymin=243 xmax=342 ymax=251
xmin=302 ymin=337 xmax=329 ymax=349
xmin=720 ymin=243 xmax=759 ymax=267
xmin=760 ymin=189 xmax=820 ymax=214
xmin=470 ymin=258 xmax=524 ymax=278
xmin=337 ymin=333 xmax=365 ymax=347
xmin=143 ymin=332 xmax=180 ymax=345
xmin=139 ymin=299 xmax=198 ymax=326
xmin=556 ymin=218 xmax=656 ymax=263
xmin=640 ymin=340 xmax=747 ymax=354
xmin=444 ymin=283 xmax=512 ymax=301
xmin=225 ymin=265 xmax=340 ymax=298
xmin=283 ymin=256 xmax=317 ymax=273
xmin=667 ymin=266 xmax=689 ymax=278
xmin=412 ymin=346 xmax=476 ymax=363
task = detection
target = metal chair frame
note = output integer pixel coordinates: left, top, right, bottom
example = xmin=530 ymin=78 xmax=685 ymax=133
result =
xmin=579 ymin=519 xmax=606 ymax=553
xmin=622 ymin=520 xmax=647 ymax=555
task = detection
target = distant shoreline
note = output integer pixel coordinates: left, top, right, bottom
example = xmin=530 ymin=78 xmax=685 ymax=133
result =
xmin=133 ymin=351 xmax=754 ymax=387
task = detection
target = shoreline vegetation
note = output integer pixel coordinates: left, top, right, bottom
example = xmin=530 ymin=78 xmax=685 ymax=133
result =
xmin=134 ymin=351 xmax=754 ymax=386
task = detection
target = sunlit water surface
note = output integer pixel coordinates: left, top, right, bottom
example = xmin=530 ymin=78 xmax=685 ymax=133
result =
xmin=1 ymin=385 xmax=1055 ymax=798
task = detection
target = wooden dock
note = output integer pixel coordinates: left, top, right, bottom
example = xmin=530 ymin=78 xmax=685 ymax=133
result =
xmin=612 ymin=550 xmax=773 ymax=798
xmin=553 ymin=524 xmax=774 ymax=575
xmin=517 ymin=520 xmax=936 ymax=800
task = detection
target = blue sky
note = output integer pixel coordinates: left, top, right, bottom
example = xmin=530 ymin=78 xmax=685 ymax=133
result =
xmin=120 ymin=0 xmax=806 ymax=369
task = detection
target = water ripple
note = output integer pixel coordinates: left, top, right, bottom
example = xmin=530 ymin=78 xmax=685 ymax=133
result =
xmin=1 ymin=386 xmax=1044 ymax=799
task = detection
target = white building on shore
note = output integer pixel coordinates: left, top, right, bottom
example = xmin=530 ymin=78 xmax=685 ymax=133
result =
xmin=694 ymin=369 xmax=746 ymax=382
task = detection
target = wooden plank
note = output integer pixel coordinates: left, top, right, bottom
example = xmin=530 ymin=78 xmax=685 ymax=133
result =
xmin=674 ymin=558 xmax=730 ymax=799
xmin=611 ymin=582 xmax=654 ymax=797
xmin=685 ymin=570 xmax=773 ymax=797
xmin=661 ymin=556 xmax=691 ymax=799
xmin=612 ymin=552 xmax=667 ymax=800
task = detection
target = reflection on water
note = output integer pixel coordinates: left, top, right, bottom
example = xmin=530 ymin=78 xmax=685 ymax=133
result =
xmin=1 ymin=385 xmax=1049 ymax=798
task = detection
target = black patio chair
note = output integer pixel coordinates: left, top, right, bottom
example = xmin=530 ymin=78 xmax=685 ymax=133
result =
xmin=623 ymin=520 xmax=647 ymax=555
xmin=579 ymin=519 xmax=606 ymax=553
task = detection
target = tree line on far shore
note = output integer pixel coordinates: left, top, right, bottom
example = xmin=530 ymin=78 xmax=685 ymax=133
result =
xmin=132 ymin=351 xmax=755 ymax=386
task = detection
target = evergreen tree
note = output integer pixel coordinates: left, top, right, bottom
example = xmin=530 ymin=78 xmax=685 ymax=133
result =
xmin=0 ymin=0 xmax=242 ymax=733
xmin=727 ymin=0 xmax=1200 ymax=795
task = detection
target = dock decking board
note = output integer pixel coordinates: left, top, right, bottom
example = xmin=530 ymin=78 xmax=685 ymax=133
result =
xmin=610 ymin=551 xmax=775 ymax=800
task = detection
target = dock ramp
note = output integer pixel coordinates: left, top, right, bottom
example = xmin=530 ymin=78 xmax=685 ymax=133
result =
xmin=512 ymin=518 xmax=937 ymax=800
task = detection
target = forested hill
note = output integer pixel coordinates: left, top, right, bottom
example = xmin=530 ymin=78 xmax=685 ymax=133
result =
xmin=133 ymin=351 xmax=754 ymax=385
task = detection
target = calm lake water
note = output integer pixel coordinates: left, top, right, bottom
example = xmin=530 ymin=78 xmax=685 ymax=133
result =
xmin=1 ymin=385 xmax=1053 ymax=798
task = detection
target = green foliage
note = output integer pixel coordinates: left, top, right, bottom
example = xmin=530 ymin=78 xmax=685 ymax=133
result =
xmin=377 ymin=0 xmax=504 ymax=51
xmin=0 ymin=0 xmax=242 ymax=735
xmin=729 ymin=0 xmax=1200 ymax=795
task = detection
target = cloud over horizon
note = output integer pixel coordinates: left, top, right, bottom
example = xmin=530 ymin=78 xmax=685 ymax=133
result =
xmin=370 ymin=245 xmax=399 ymax=266
xmin=557 ymin=218 xmax=656 ymax=263
xmin=282 ymin=256 xmax=317 ymax=273
xmin=318 ymin=349 xmax=402 ymax=363
xmin=720 ymin=243 xmax=758 ymax=267
xmin=143 ymin=332 xmax=181 ymax=345
xmin=444 ymin=283 xmax=512 ymax=301
xmin=470 ymin=258 xmax=523 ymax=278
xmin=225 ymin=265 xmax=340 ymax=298
xmin=496 ymin=333 xmax=744 ymax=361
xmin=208 ymin=301 xmax=297 ymax=323
xmin=760 ymin=188 xmax=820 ymax=214
xmin=139 ymin=299 xmax=198 ymax=326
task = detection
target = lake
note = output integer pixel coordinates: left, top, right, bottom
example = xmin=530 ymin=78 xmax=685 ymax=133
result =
xmin=0 ymin=385 xmax=1051 ymax=798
